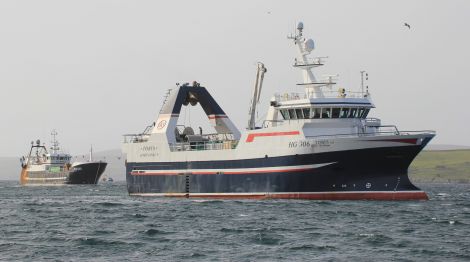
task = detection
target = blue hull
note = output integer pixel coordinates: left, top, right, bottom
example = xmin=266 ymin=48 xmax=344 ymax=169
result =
xmin=125 ymin=139 xmax=431 ymax=200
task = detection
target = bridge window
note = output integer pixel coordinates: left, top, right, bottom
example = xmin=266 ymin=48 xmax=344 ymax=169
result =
xmin=357 ymin=108 xmax=365 ymax=119
xmin=321 ymin=108 xmax=331 ymax=118
xmin=313 ymin=108 xmax=321 ymax=119
xmin=295 ymin=108 xmax=304 ymax=119
xmin=288 ymin=109 xmax=296 ymax=119
xmin=332 ymin=108 xmax=341 ymax=118
xmin=349 ymin=108 xmax=357 ymax=118
xmin=302 ymin=108 xmax=311 ymax=119
xmin=340 ymin=108 xmax=349 ymax=118
xmin=280 ymin=109 xmax=289 ymax=120
xmin=362 ymin=108 xmax=370 ymax=118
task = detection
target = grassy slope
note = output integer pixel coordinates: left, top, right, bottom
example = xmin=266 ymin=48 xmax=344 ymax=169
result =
xmin=410 ymin=150 xmax=470 ymax=183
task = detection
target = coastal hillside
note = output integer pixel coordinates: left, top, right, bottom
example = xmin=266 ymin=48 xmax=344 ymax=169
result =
xmin=410 ymin=149 xmax=470 ymax=183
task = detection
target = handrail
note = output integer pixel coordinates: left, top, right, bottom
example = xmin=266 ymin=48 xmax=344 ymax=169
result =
xmin=123 ymin=132 xmax=237 ymax=144
xmin=169 ymin=140 xmax=238 ymax=152
xmin=123 ymin=133 xmax=150 ymax=143
xmin=275 ymin=90 xmax=370 ymax=101
xmin=305 ymin=129 xmax=435 ymax=139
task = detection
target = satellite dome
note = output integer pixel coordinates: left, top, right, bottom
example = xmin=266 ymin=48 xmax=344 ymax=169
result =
xmin=297 ymin=22 xmax=304 ymax=31
xmin=304 ymin=38 xmax=315 ymax=53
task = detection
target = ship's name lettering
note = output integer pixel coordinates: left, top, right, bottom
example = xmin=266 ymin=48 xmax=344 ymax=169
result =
xmin=139 ymin=153 xmax=156 ymax=157
xmin=288 ymin=140 xmax=334 ymax=148
xmin=141 ymin=145 xmax=157 ymax=151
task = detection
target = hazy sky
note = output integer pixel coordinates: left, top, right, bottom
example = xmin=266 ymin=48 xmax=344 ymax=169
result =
xmin=1 ymin=0 xmax=469 ymax=157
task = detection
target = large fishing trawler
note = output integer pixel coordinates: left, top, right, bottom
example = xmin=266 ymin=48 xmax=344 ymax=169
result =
xmin=122 ymin=23 xmax=435 ymax=200
xmin=20 ymin=130 xmax=107 ymax=185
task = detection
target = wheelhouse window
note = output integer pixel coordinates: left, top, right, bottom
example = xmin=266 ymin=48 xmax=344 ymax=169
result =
xmin=362 ymin=108 xmax=370 ymax=118
xmin=313 ymin=108 xmax=321 ymax=119
xmin=357 ymin=108 xmax=365 ymax=119
xmin=332 ymin=108 xmax=341 ymax=118
xmin=280 ymin=109 xmax=289 ymax=120
xmin=340 ymin=108 xmax=349 ymax=118
xmin=288 ymin=109 xmax=297 ymax=119
xmin=302 ymin=108 xmax=311 ymax=119
xmin=349 ymin=108 xmax=357 ymax=118
xmin=321 ymin=108 xmax=331 ymax=118
xmin=295 ymin=108 xmax=304 ymax=119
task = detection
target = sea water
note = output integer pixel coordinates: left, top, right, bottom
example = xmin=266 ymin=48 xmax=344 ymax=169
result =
xmin=0 ymin=181 xmax=469 ymax=261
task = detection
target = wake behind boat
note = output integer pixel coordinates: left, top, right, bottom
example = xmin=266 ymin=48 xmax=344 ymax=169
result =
xmin=20 ymin=130 xmax=107 ymax=185
xmin=122 ymin=22 xmax=435 ymax=200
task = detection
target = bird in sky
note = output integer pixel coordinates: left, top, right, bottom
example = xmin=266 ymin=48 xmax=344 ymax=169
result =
xmin=404 ymin=23 xmax=411 ymax=29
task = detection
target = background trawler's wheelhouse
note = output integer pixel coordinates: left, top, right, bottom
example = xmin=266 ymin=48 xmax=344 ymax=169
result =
xmin=122 ymin=22 xmax=435 ymax=200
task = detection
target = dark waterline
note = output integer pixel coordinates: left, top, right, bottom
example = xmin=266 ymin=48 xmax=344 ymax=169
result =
xmin=0 ymin=181 xmax=469 ymax=261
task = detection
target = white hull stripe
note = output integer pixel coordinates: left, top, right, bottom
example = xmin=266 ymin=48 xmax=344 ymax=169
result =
xmin=131 ymin=163 xmax=336 ymax=176
xmin=25 ymin=177 xmax=67 ymax=181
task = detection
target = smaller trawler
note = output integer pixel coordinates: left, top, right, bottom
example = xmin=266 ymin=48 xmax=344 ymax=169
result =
xmin=20 ymin=130 xmax=107 ymax=185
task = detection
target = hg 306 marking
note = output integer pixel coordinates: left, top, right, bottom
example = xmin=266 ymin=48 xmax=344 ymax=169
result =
xmin=288 ymin=139 xmax=334 ymax=148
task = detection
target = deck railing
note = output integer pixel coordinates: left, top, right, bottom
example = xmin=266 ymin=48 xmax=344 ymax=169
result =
xmin=123 ymin=134 xmax=150 ymax=144
xmin=305 ymin=128 xmax=435 ymax=140
xmin=275 ymin=90 xmax=369 ymax=102
xmin=169 ymin=140 xmax=238 ymax=152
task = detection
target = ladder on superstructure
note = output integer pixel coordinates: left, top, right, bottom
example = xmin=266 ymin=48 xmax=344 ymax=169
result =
xmin=140 ymin=89 xmax=172 ymax=135
xmin=159 ymin=89 xmax=172 ymax=114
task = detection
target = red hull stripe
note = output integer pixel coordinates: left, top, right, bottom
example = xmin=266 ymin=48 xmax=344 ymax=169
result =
xmin=131 ymin=167 xmax=314 ymax=176
xmin=130 ymin=191 xmax=429 ymax=200
xmin=367 ymin=138 xmax=418 ymax=144
xmin=246 ymin=131 xmax=300 ymax=142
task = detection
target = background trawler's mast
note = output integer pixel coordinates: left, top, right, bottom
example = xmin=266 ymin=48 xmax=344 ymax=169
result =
xmin=50 ymin=129 xmax=60 ymax=154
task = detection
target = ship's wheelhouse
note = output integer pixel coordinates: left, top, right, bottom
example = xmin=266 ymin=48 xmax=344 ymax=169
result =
xmin=278 ymin=105 xmax=371 ymax=120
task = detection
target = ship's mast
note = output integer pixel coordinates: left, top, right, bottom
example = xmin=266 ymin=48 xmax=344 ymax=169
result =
xmin=50 ymin=129 xmax=60 ymax=154
xmin=288 ymin=22 xmax=330 ymax=98
xmin=89 ymin=145 xmax=93 ymax=162
xmin=360 ymin=70 xmax=369 ymax=96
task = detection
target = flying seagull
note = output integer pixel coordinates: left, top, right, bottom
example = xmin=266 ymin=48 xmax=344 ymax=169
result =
xmin=404 ymin=23 xmax=411 ymax=29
